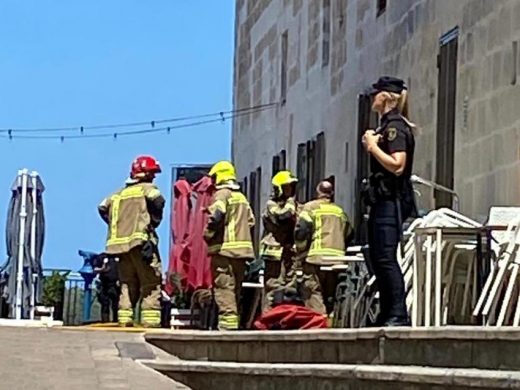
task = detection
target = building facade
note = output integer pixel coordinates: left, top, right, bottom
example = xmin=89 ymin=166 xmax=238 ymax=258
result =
xmin=232 ymin=0 xmax=520 ymax=241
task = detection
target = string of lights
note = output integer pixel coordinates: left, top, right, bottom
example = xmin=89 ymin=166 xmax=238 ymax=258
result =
xmin=1 ymin=104 xmax=276 ymax=142
xmin=0 ymin=102 xmax=278 ymax=135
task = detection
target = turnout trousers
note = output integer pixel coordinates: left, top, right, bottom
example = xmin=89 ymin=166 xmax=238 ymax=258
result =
xmin=118 ymin=246 xmax=162 ymax=327
xmin=211 ymin=255 xmax=247 ymax=330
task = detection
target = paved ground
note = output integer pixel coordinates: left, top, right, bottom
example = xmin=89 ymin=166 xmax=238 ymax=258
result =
xmin=0 ymin=326 xmax=187 ymax=389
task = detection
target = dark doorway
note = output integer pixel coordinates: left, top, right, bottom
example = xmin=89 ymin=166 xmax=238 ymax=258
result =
xmin=306 ymin=139 xmax=316 ymax=200
xmin=272 ymin=155 xmax=281 ymax=177
xmin=253 ymin=167 xmax=262 ymax=254
xmin=281 ymin=31 xmax=288 ymax=104
xmin=296 ymin=143 xmax=308 ymax=202
xmin=296 ymin=132 xmax=326 ymax=203
xmin=354 ymin=94 xmax=378 ymax=244
xmin=435 ymin=27 xmax=459 ymax=208
xmin=248 ymin=168 xmax=262 ymax=255
xmin=313 ymin=132 xmax=326 ymax=194
xmin=279 ymin=150 xmax=287 ymax=171
xmin=241 ymin=176 xmax=248 ymax=198
xmin=271 ymin=150 xmax=287 ymax=177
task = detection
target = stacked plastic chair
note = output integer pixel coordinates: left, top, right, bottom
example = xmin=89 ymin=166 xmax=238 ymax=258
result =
xmin=473 ymin=217 xmax=520 ymax=326
xmin=393 ymin=208 xmax=482 ymax=327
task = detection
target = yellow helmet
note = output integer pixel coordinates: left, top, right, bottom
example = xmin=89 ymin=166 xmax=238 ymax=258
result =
xmin=272 ymin=170 xmax=298 ymax=197
xmin=209 ymin=160 xmax=237 ymax=185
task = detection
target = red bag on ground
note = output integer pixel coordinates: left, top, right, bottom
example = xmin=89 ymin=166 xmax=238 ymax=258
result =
xmin=254 ymin=304 xmax=328 ymax=330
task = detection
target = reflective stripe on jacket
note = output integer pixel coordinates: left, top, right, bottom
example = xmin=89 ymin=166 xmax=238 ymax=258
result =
xmin=295 ymin=198 xmax=353 ymax=265
xmin=260 ymin=197 xmax=298 ymax=261
xmin=99 ymin=182 xmax=164 ymax=255
xmin=204 ymin=186 xmax=255 ymax=259
xmin=259 ymin=237 xmax=283 ymax=260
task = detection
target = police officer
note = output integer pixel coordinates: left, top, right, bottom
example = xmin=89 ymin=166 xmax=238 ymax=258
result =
xmin=93 ymin=253 xmax=120 ymax=323
xmin=295 ymin=181 xmax=354 ymax=315
xmin=204 ymin=161 xmax=255 ymax=330
xmin=362 ymin=76 xmax=417 ymax=327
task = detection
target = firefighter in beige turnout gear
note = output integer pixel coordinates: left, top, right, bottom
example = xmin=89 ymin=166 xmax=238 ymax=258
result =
xmin=295 ymin=181 xmax=354 ymax=315
xmin=98 ymin=156 xmax=165 ymax=327
xmin=204 ymin=161 xmax=255 ymax=330
xmin=260 ymin=171 xmax=300 ymax=311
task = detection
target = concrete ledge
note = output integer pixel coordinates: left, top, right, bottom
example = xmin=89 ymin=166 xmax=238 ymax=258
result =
xmin=146 ymin=326 xmax=520 ymax=342
xmin=145 ymin=327 xmax=520 ymax=369
xmin=0 ymin=319 xmax=63 ymax=328
xmin=141 ymin=360 xmax=520 ymax=390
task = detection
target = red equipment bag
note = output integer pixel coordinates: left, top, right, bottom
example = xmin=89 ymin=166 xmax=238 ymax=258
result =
xmin=254 ymin=304 xmax=328 ymax=330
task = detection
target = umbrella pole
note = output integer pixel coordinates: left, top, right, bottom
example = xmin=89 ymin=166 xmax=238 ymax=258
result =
xmin=29 ymin=171 xmax=38 ymax=320
xmin=15 ymin=169 xmax=29 ymax=320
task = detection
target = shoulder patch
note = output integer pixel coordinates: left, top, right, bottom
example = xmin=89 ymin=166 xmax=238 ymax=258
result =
xmin=387 ymin=127 xmax=397 ymax=141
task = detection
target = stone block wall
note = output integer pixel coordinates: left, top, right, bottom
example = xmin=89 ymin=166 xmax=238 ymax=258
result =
xmin=232 ymin=0 xmax=520 ymax=219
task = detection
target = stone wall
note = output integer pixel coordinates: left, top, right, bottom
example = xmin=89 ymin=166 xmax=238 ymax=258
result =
xmin=232 ymin=0 xmax=520 ymax=220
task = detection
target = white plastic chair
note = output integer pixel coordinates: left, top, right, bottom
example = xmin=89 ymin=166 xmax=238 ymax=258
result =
xmin=409 ymin=209 xmax=481 ymax=326
xmin=473 ymin=217 xmax=520 ymax=322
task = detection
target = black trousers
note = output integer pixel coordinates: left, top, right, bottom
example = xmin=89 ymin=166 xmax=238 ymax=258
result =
xmin=368 ymin=199 xmax=408 ymax=322
xmin=161 ymin=299 xmax=172 ymax=328
xmin=98 ymin=283 xmax=120 ymax=323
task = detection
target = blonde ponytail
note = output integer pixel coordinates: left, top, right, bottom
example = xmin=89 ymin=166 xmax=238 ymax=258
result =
xmin=381 ymin=91 xmax=419 ymax=135
xmin=398 ymin=89 xmax=409 ymax=117
xmin=396 ymin=90 xmax=419 ymax=136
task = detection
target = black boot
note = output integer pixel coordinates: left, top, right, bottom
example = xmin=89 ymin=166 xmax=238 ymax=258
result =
xmin=383 ymin=316 xmax=411 ymax=327
xmin=101 ymin=312 xmax=110 ymax=323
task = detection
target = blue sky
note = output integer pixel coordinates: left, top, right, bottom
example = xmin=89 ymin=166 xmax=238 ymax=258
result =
xmin=0 ymin=1 xmax=234 ymax=270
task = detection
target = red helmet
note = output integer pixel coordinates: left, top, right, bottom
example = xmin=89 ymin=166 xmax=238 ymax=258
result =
xmin=130 ymin=155 xmax=162 ymax=179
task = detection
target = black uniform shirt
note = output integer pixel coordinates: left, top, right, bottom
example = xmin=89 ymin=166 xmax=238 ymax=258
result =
xmin=93 ymin=255 xmax=119 ymax=284
xmin=370 ymin=108 xmax=415 ymax=195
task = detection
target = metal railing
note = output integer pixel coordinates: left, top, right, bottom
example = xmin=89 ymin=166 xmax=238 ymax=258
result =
xmin=42 ymin=269 xmax=86 ymax=325
xmin=411 ymin=174 xmax=460 ymax=213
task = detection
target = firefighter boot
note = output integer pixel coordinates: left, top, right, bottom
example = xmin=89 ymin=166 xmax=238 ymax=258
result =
xmin=218 ymin=314 xmax=239 ymax=330
xmin=141 ymin=309 xmax=161 ymax=328
xmin=118 ymin=309 xmax=134 ymax=327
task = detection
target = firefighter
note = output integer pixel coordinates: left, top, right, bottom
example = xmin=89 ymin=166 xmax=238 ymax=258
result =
xmin=261 ymin=170 xmax=299 ymax=311
xmin=295 ymin=181 xmax=354 ymax=315
xmin=98 ymin=155 xmax=165 ymax=328
xmin=204 ymin=160 xmax=255 ymax=330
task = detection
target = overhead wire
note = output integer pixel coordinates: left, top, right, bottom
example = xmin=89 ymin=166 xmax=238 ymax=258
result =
xmin=0 ymin=103 xmax=278 ymax=134
xmin=2 ymin=104 xmax=276 ymax=142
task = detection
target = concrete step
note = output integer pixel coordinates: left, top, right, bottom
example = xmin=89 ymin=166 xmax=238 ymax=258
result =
xmin=145 ymin=326 xmax=520 ymax=370
xmin=140 ymin=360 xmax=520 ymax=390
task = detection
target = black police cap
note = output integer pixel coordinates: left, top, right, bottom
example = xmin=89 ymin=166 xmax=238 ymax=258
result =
xmin=368 ymin=76 xmax=407 ymax=95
